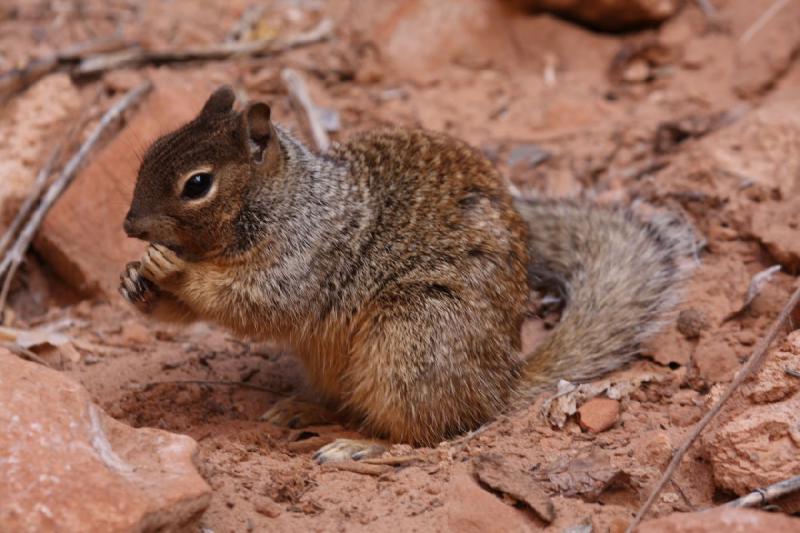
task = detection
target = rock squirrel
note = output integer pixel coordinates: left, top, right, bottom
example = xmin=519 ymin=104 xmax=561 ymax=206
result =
xmin=120 ymin=86 xmax=697 ymax=462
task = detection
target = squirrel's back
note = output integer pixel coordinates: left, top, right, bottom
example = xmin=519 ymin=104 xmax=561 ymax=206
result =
xmin=331 ymin=129 xmax=698 ymax=395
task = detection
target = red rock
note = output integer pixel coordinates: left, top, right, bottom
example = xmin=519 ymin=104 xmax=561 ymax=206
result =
xmin=36 ymin=69 xmax=218 ymax=297
xmin=693 ymin=334 xmax=740 ymax=383
xmin=508 ymin=0 xmax=681 ymax=31
xmin=639 ymin=507 xmax=800 ymax=533
xmin=741 ymin=331 xmax=800 ymax=404
xmin=700 ymin=333 xmax=800 ymax=503
xmin=702 ymin=393 xmax=800 ymax=496
xmin=578 ymin=398 xmax=620 ymax=433
xmin=751 ymin=197 xmax=800 ymax=272
xmin=445 ymin=473 xmax=534 ymax=532
xmin=0 ymin=349 xmax=211 ymax=531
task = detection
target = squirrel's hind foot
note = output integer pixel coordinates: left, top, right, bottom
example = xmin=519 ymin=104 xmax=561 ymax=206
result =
xmin=260 ymin=396 xmax=334 ymax=428
xmin=313 ymin=439 xmax=385 ymax=464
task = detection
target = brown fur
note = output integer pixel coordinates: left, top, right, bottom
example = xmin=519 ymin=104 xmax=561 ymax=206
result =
xmin=121 ymin=86 xmax=697 ymax=446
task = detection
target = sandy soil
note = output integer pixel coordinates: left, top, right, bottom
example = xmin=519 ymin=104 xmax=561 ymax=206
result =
xmin=2 ymin=0 xmax=799 ymax=531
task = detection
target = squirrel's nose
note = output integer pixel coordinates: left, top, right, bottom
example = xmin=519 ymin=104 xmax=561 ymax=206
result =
xmin=123 ymin=212 xmax=148 ymax=240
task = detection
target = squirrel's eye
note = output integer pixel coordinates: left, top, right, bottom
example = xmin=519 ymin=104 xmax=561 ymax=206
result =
xmin=181 ymin=172 xmax=213 ymax=199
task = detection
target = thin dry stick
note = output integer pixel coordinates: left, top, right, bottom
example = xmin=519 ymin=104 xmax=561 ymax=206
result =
xmin=0 ymin=93 xmax=101 ymax=316
xmin=1 ymin=341 xmax=50 ymax=367
xmin=0 ymin=35 xmax=129 ymax=101
xmin=726 ymin=475 xmax=800 ymax=509
xmin=0 ymin=82 xmax=152 ymax=311
xmin=739 ymin=0 xmax=793 ymax=45
xmin=626 ymin=283 xmax=800 ymax=532
xmin=281 ymin=67 xmax=330 ymax=151
xmin=693 ymin=0 xmax=727 ymax=30
xmin=693 ymin=0 xmax=718 ymax=19
xmin=0 ymin=94 xmax=95 ymax=265
xmin=76 ymin=19 xmax=333 ymax=76
xmin=0 ymin=145 xmax=63 ymax=259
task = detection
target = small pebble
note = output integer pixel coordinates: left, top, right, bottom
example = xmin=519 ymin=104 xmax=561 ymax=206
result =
xmin=578 ymin=398 xmax=620 ymax=433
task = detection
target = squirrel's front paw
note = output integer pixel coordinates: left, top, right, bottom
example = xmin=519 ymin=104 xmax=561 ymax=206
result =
xmin=140 ymin=244 xmax=186 ymax=288
xmin=119 ymin=261 xmax=158 ymax=310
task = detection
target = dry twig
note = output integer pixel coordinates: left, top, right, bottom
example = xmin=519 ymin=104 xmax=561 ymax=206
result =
xmin=0 ymin=97 xmax=98 ymax=317
xmin=692 ymin=0 xmax=728 ymax=31
xmin=725 ymin=475 xmax=800 ymax=509
xmin=76 ymin=19 xmax=333 ymax=76
xmin=0 ymin=35 xmax=129 ymax=101
xmin=1 ymin=341 xmax=50 ymax=367
xmin=0 ymin=143 xmax=63 ymax=260
xmin=739 ymin=0 xmax=793 ymax=46
xmin=626 ymin=282 xmax=800 ymax=532
xmin=281 ymin=67 xmax=331 ymax=151
xmin=0 ymin=82 xmax=152 ymax=312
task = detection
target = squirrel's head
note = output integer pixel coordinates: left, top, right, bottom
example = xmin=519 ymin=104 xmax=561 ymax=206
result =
xmin=124 ymin=85 xmax=282 ymax=261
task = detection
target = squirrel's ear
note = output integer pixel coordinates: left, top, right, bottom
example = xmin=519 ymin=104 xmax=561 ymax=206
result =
xmin=201 ymin=85 xmax=236 ymax=116
xmin=243 ymin=102 xmax=272 ymax=161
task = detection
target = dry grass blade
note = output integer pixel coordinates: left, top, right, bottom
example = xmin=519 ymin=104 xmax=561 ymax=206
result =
xmin=0 ymin=82 xmax=152 ymax=312
xmin=282 ymin=67 xmax=331 ymax=152
xmin=76 ymin=19 xmax=334 ymax=76
xmin=725 ymin=475 xmax=800 ymax=508
xmin=626 ymin=282 xmax=800 ymax=532
xmin=739 ymin=0 xmax=793 ymax=45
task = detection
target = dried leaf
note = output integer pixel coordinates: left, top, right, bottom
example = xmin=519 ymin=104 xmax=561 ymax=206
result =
xmin=724 ymin=264 xmax=782 ymax=322
xmin=542 ymin=370 xmax=663 ymax=428
xmin=742 ymin=265 xmax=782 ymax=309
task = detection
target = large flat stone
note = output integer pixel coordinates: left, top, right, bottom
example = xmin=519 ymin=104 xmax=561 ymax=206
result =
xmin=0 ymin=349 xmax=211 ymax=532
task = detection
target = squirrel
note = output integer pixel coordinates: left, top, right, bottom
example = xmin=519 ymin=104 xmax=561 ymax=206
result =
xmin=120 ymin=86 xmax=697 ymax=462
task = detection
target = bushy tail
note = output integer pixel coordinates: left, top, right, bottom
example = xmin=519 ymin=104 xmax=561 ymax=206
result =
xmin=513 ymin=198 xmax=699 ymax=390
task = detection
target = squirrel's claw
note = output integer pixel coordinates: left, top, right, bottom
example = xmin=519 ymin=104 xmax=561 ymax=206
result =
xmin=260 ymin=396 xmax=333 ymax=428
xmin=119 ymin=261 xmax=157 ymax=308
xmin=140 ymin=244 xmax=185 ymax=287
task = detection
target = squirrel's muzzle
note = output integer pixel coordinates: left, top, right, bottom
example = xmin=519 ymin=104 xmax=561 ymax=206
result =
xmin=124 ymin=211 xmax=149 ymax=240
